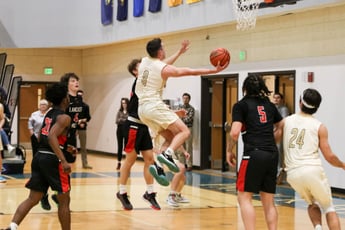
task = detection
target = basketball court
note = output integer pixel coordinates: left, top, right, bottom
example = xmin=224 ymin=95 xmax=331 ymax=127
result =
xmin=1 ymin=152 xmax=345 ymax=229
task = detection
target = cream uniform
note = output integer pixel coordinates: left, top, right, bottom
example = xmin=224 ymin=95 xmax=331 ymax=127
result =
xmin=283 ymin=113 xmax=335 ymax=212
xmin=283 ymin=113 xmax=322 ymax=171
xmin=135 ymin=57 xmax=179 ymax=134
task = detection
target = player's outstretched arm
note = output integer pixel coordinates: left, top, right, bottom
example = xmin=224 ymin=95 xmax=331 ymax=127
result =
xmin=162 ymin=61 xmax=229 ymax=80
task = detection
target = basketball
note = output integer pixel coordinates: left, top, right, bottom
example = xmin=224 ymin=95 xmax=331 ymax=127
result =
xmin=209 ymin=48 xmax=230 ymax=67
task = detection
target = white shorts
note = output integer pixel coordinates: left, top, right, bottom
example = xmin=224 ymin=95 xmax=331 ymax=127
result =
xmin=287 ymin=165 xmax=334 ymax=212
xmin=138 ymin=100 xmax=179 ymax=135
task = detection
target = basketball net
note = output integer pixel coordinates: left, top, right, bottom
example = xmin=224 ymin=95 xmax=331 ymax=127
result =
xmin=232 ymin=0 xmax=264 ymax=31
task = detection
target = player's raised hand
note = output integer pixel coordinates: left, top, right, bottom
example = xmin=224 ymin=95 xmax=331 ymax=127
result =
xmin=179 ymin=40 xmax=190 ymax=54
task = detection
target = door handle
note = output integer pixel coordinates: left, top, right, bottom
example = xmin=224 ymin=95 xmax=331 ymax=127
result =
xmin=212 ymin=124 xmax=223 ymax=128
xmin=224 ymin=121 xmax=231 ymax=132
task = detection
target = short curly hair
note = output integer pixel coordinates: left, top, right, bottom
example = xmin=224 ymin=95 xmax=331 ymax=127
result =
xmin=45 ymin=83 xmax=68 ymax=106
xmin=60 ymin=72 xmax=79 ymax=88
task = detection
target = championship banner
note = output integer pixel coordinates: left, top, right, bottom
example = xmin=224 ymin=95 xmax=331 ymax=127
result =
xmin=149 ymin=0 xmax=162 ymax=13
xmin=186 ymin=0 xmax=201 ymax=3
xmin=117 ymin=0 xmax=128 ymax=21
xmin=133 ymin=0 xmax=144 ymax=17
xmin=101 ymin=0 xmax=113 ymax=25
xmin=168 ymin=0 xmax=182 ymax=7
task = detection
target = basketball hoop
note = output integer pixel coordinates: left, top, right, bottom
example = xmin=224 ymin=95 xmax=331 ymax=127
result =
xmin=232 ymin=0 xmax=264 ymax=31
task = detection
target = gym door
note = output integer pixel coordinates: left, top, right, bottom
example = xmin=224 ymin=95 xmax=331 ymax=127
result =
xmin=200 ymin=75 xmax=238 ymax=171
xmin=19 ymin=82 xmax=53 ymax=148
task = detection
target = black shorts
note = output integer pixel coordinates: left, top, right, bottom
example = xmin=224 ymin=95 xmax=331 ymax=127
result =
xmin=237 ymin=149 xmax=278 ymax=194
xmin=25 ymin=151 xmax=71 ymax=194
xmin=123 ymin=120 xmax=153 ymax=154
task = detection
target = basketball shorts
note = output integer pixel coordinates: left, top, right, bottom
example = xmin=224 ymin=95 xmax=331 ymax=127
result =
xmin=123 ymin=120 xmax=153 ymax=154
xmin=237 ymin=149 xmax=278 ymax=194
xmin=287 ymin=166 xmax=334 ymax=212
xmin=138 ymin=100 xmax=179 ymax=135
xmin=26 ymin=151 xmax=71 ymax=194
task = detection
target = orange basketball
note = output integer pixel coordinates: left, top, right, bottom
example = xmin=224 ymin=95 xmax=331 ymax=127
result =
xmin=209 ymin=48 xmax=230 ymax=67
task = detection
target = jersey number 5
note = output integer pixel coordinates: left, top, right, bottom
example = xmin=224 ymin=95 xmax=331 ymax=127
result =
xmin=257 ymin=106 xmax=267 ymax=123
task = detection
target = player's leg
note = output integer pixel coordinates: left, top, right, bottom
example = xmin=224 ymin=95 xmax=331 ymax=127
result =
xmin=174 ymin=163 xmax=189 ymax=203
xmin=141 ymin=149 xmax=162 ymax=210
xmin=157 ymin=122 xmax=189 ymax=173
xmin=325 ymin=210 xmax=341 ymax=230
xmin=119 ymin=149 xmax=137 ymax=185
xmin=140 ymin=103 xmax=185 ymax=173
xmin=79 ymin=130 xmax=92 ymax=169
xmin=116 ymin=125 xmax=124 ymax=170
xmin=307 ymin=203 xmax=322 ymax=229
xmin=237 ymin=191 xmax=256 ymax=230
xmin=167 ymin=161 xmax=186 ymax=207
xmin=55 ymin=191 xmax=71 ymax=230
xmin=40 ymin=192 xmax=51 ymax=210
xmin=117 ymin=149 xmax=137 ymax=210
xmin=260 ymin=191 xmax=278 ymax=230
xmin=9 ymin=190 xmax=44 ymax=228
xmin=185 ymin=126 xmax=193 ymax=170
xmin=164 ymin=119 xmax=190 ymax=154
xmin=304 ymin=166 xmax=340 ymax=229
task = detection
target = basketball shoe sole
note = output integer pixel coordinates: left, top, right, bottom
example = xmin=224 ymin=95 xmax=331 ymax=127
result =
xmin=149 ymin=165 xmax=169 ymax=186
xmin=157 ymin=153 xmax=179 ymax=173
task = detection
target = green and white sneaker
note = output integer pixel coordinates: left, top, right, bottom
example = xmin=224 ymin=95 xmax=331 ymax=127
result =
xmin=149 ymin=164 xmax=169 ymax=186
xmin=157 ymin=152 xmax=179 ymax=173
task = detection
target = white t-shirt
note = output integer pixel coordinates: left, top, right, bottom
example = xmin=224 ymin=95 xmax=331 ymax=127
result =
xmin=283 ymin=113 xmax=322 ymax=171
xmin=135 ymin=57 xmax=167 ymax=103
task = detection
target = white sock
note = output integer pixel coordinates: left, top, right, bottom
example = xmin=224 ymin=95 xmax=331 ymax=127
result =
xmin=165 ymin=148 xmax=174 ymax=156
xmin=10 ymin=222 xmax=18 ymax=230
xmin=146 ymin=184 xmax=154 ymax=194
xmin=119 ymin=184 xmax=127 ymax=194
xmin=315 ymin=224 xmax=322 ymax=230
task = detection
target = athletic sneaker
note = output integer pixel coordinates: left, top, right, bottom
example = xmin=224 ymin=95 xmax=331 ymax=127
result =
xmin=157 ymin=152 xmax=179 ymax=173
xmin=143 ymin=192 xmax=161 ymax=210
xmin=41 ymin=194 xmax=51 ymax=210
xmin=0 ymin=175 xmax=6 ymax=183
xmin=166 ymin=193 xmax=179 ymax=207
xmin=116 ymin=192 xmax=133 ymax=210
xmin=175 ymin=193 xmax=190 ymax=203
xmin=149 ymin=164 xmax=169 ymax=186
xmin=51 ymin=194 xmax=59 ymax=206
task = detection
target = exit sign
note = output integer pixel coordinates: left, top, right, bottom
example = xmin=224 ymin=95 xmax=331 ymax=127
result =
xmin=44 ymin=67 xmax=53 ymax=75
xmin=239 ymin=50 xmax=246 ymax=61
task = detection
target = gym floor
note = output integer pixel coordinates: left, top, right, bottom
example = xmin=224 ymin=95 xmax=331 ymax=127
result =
xmin=1 ymin=152 xmax=344 ymax=229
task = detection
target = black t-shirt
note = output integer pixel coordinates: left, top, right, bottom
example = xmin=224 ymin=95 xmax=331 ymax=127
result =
xmin=38 ymin=108 xmax=67 ymax=152
xmin=38 ymin=108 xmax=76 ymax=163
xmin=127 ymin=79 xmax=140 ymax=119
xmin=232 ymin=95 xmax=282 ymax=152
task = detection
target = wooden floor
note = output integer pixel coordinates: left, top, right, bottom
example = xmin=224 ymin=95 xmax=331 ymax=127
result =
xmin=1 ymin=151 xmax=345 ymax=230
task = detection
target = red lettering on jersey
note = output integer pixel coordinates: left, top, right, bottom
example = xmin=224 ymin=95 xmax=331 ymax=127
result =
xmin=41 ymin=117 xmax=52 ymax=136
xmin=257 ymin=106 xmax=267 ymax=123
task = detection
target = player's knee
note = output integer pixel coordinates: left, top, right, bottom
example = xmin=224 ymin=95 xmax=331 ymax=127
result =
xmin=183 ymin=128 xmax=191 ymax=140
xmin=324 ymin=205 xmax=336 ymax=214
xmin=178 ymin=163 xmax=186 ymax=173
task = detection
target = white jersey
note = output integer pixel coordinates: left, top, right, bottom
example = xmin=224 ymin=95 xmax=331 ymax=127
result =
xmin=135 ymin=57 xmax=167 ymax=103
xmin=283 ymin=113 xmax=322 ymax=171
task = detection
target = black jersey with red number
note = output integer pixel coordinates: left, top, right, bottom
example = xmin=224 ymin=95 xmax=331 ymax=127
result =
xmin=38 ymin=108 xmax=68 ymax=153
xmin=127 ymin=78 xmax=140 ymax=119
xmin=232 ymin=95 xmax=282 ymax=152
